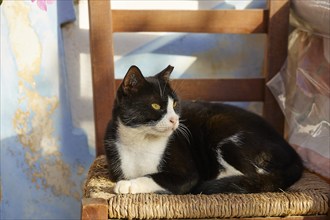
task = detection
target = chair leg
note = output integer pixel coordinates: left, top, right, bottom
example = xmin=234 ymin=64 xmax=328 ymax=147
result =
xmin=81 ymin=198 xmax=108 ymax=220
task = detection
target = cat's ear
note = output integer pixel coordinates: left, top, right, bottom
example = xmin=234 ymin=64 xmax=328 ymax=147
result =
xmin=158 ymin=65 xmax=174 ymax=82
xmin=122 ymin=65 xmax=146 ymax=94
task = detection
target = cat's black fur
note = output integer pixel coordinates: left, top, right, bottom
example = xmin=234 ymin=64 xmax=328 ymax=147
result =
xmin=104 ymin=65 xmax=303 ymax=194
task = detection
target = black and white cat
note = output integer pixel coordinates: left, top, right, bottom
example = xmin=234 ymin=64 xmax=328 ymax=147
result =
xmin=104 ymin=65 xmax=303 ymax=195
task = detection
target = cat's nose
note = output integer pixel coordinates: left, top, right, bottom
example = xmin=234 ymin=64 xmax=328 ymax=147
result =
xmin=169 ymin=116 xmax=178 ymax=125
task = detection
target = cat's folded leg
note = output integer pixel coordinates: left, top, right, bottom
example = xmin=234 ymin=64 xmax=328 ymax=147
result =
xmin=114 ymin=171 xmax=198 ymax=194
xmin=149 ymin=171 xmax=199 ymax=194
xmin=114 ymin=176 xmax=167 ymax=194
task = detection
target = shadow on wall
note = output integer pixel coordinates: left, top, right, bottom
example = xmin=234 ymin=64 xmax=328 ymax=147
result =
xmin=61 ymin=0 xmax=96 ymax=155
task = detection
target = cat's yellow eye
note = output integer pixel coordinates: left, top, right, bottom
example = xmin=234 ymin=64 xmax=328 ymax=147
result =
xmin=173 ymin=101 xmax=177 ymax=108
xmin=151 ymin=103 xmax=161 ymax=110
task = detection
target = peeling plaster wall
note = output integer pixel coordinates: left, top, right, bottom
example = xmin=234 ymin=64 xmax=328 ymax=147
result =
xmin=1 ymin=1 xmax=93 ymax=219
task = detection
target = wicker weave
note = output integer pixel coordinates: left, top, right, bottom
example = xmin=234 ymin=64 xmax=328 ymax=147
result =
xmin=84 ymin=155 xmax=329 ymax=219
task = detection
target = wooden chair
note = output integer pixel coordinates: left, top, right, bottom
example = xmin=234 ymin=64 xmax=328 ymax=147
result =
xmin=82 ymin=0 xmax=329 ymax=219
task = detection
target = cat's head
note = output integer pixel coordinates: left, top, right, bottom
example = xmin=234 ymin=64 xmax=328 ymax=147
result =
xmin=114 ymin=65 xmax=180 ymax=137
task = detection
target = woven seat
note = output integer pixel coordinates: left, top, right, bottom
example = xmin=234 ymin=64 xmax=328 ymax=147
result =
xmin=83 ymin=155 xmax=329 ymax=219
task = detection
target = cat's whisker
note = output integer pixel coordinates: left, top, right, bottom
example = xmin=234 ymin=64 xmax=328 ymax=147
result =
xmin=179 ymin=123 xmax=191 ymax=135
xmin=176 ymin=129 xmax=190 ymax=145
xmin=175 ymin=123 xmax=191 ymax=144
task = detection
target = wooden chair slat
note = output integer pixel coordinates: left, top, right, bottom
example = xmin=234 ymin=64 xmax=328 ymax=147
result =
xmin=262 ymin=0 xmax=290 ymax=134
xmin=88 ymin=0 xmax=116 ymax=155
xmin=112 ymin=10 xmax=268 ymax=33
xmin=115 ymin=78 xmax=265 ymax=101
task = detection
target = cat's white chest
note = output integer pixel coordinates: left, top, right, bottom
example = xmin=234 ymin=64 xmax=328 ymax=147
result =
xmin=117 ymin=137 xmax=168 ymax=179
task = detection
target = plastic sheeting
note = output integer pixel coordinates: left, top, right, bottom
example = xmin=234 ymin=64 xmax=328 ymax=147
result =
xmin=268 ymin=0 xmax=330 ymax=178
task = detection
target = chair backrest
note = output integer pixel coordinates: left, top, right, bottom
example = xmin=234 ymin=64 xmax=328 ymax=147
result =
xmin=88 ymin=0 xmax=290 ymax=156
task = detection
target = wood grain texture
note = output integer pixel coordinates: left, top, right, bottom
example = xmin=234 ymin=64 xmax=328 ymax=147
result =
xmin=115 ymin=78 xmax=265 ymax=101
xmin=88 ymin=0 xmax=115 ymax=155
xmin=81 ymin=198 xmax=108 ymax=220
xmin=112 ymin=10 xmax=268 ymax=33
xmin=263 ymin=0 xmax=290 ymax=135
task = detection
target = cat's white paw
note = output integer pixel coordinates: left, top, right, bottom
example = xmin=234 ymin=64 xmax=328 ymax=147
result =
xmin=114 ymin=177 xmax=165 ymax=194
xmin=114 ymin=180 xmax=138 ymax=194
